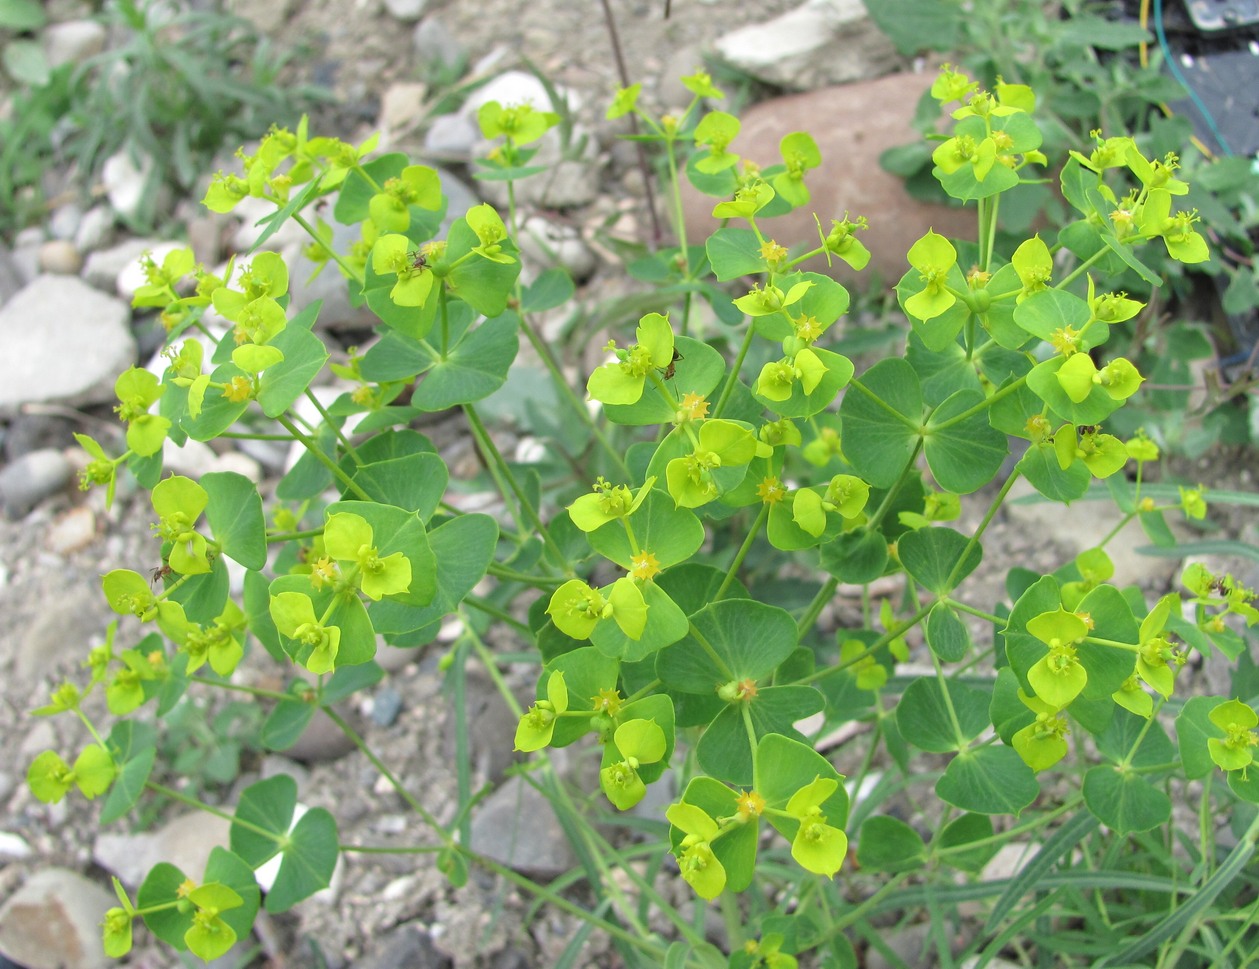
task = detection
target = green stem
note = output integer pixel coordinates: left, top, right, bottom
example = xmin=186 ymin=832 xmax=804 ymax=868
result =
xmin=927 ymin=375 xmax=1027 ymax=432
xmin=486 ymin=561 xmax=567 ymax=587
xmin=1056 ymin=247 xmax=1107 ymax=291
xmin=303 ymin=388 xmax=361 ymax=465
xmin=711 ymin=321 xmax=754 ymax=421
xmin=464 ymin=404 xmax=569 ymax=573
xmin=266 ymin=527 xmax=324 ymax=545
xmin=275 ymin=413 xmax=372 ymax=501
xmin=292 ymin=212 xmax=365 ymax=285
xmin=716 ymin=504 xmax=768 ymax=600
xmin=797 ymin=576 xmax=839 ymax=638
xmin=944 ymin=465 xmax=1020 ymax=590
xmin=146 ymin=781 xmax=279 ymax=843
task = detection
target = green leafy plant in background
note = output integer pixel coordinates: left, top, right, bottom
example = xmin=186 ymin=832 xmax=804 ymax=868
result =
xmin=0 ymin=0 xmax=323 ymax=236
xmin=22 ymin=55 xmax=1259 ymax=969
xmin=869 ymin=0 xmax=1259 ymax=459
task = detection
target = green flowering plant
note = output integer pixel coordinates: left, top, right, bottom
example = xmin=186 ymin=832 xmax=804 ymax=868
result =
xmin=22 ymin=58 xmax=1259 ymax=969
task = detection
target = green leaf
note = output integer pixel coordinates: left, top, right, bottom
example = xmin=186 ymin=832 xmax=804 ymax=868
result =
xmin=0 ymin=0 xmax=46 ymax=30
xmin=230 ymin=775 xmax=295 ymax=868
xmin=839 ymin=358 xmax=922 ymax=488
xmin=1082 ymin=766 xmax=1171 ymax=834
xmin=937 ymin=814 xmax=999 ymax=874
xmin=349 ymin=452 xmax=448 ymax=521
xmin=258 ymin=316 xmax=329 ymax=418
xmin=261 ymin=686 xmax=317 ymax=751
xmin=1017 ymin=443 xmax=1091 ymax=503
xmin=936 ymin=746 xmax=1038 ymax=815
xmin=858 ymin=816 xmax=925 ymax=872
xmin=707 ymin=227 xmax=767 ymax=281
xmin=696 ymin=686 xmax=825 ymax=785
xmin=368 ymin=514 xmax=498 ymax=638
xmin=1176 ymin=695 xmax=1228 ymax=779
xmin=203 ymin=848 xmax=261 ymax=949
xmin=100 ymin=722 xmax=157 ymax=824
xmin=819 ymin=529 xmax=889 ymax=584
xmin=446 ymin=218 xmax=521 ymax=317
xmin=657 ymin=599 xmax=797 ymax=692
xmin=926 ymin=602 xmax=970 ymax=662
xmin=201 ymin=471 xmax=267 ymax=571
xmin=415 ymin=315 xmax=520 ymax=410
xmin=898 ymin=526 xmax=981 ymax=595
xmin=923 ymin=389 xmax=1008 ymax=494
xmin=897 ymin=677 xmax=991 ymax=753
xmin=521 ymin=267 xmax=575 ymax=312
xmin=2 ymin=38 xmax=48 ymax=86
xmin=266 ymin=807 xmax=338 ymax=913
xmin=138 ymin=863 xmax=193 ymax=950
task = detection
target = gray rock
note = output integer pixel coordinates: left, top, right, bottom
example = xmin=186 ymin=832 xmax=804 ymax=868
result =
xmin=424 ymin=113 xmax=479 ymax=160
xmin=445 ymin=670 xmax=524 ymax=787
xmin=412 ymin=17 xmax=464 ymax=74
xmin=285 ymin=709 xmax=360 ymax=763
xmin=380 ymin=81 xmax=428 ymax=136
xmin=0 ymin=246 xmax=23 ymax=304
xmin=224 ymin=0 xmax=295 ymax=34
xmin=437 ymin=166 xmax=479 ymax=227
xmin=0 ymin=867 xmax=115 ymax=969
xmin=47 ymin=203 xmax=83 ymax=242
xmin=3 ymin=411 xmax=75 ymax=461
xmin=383 ymin=0 xmax=429 ymax=22
xmin=370 ymin=686 xmax=403 ymax=727
xmin=93 ymin=811 xmax=232 ymax=887
xmin=865 ymin=922 xmax=929 ymax=969
xmin=46 ymin=506 xmax=97 ymax=555
xmin=116 ymin=241 xmax=183 ymax=301
xmin=713 ymin=0 xmax=902 ymax=91
xmin=0 ymin=448 xmax=73 ymax=517
xmin=74 ymin=206 xmax=114 ymax=254
xmin=360 ymin=924 xmax=450 ymax=969
xmin=0 ymin=833 xmax=31 ymax=861
xmin=519 ymin=217 xmax=596 ymax=282
xmin=81 ymin=237 xmax=161 ymax=292
xmin=10 ymin=229 xmax=41 ymax=285
xmin=680 ymin=72 xmax=974 ymax=284
xmin=0 ymin=275 xmax=134 ymax=412
xmin=13 ymin=584 xmax=107 ymax=682
xmin=38 ymin=239 xmax=83 ymax=275
xmin=43 ymin=20 xmax=107 ymax=69
xmin=469 ymin=775 xmax=577 ymax=877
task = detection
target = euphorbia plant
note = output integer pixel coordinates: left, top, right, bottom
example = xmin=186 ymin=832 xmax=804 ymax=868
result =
xmin=23 ymin=63 xmax=1259 ymax=968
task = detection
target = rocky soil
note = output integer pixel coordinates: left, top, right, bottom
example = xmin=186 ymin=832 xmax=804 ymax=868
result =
xmin=0 ymin=1 xmax=1256 ymax=968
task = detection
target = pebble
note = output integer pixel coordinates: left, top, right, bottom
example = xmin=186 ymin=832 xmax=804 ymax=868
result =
xmin=101 ymin=150 xmax=152 ymax=224
xmin=13 ymin=584 xmax=107 ymax=683
xmin=0 ymin=866 xmax=115 ymax=969
xmin=0 ymin=449 xmax=73 ymax=518
xmin=0 ymin=833 xmax=31 ymax=861
xmin=93 ymin=811 xmax=232 ymax=888
xmin=73 ymin=206 xmax=114 ymax=254
xmin=37 ymin=239 xmax=83 ymax=275
xmin=380 ymin=81 xmax=428 ymax=136
xmin=518 ymin=216 xmax=597 ymax=282
xmin=469 ymin=775 xmax=577 ymax=877
xmin=713 ymin=0 xmax=901 ymax=91
xmin=161 ymin=437 xmax=218 ymax=479
xmin=370 ymin=686 xmax=403 ymax=728
xmin=424 ymin=114 xmax=479 ymax=160
xmin=285 ymin=709 xmax=360 ymax=763
xmin=0 ymin=246 xmax=24 ymax=304
xmin=42 ymin=19 xmax=107 ymax=69
xmin=383 ymin=0 xmax=429 ymax=22
xmin=47 ymin=203 xmax=83 ymax=242
xmin=412 ymin=17 xmax=464 ymax=73
xmin=357 ymin=923 xmax=448 ymax=969
xmin=46 ymin=506 xmax=97 ymax=555
xmin=224 ymin=0 xmax=295 ymax=33
xmin=81 ymin=237 xmax=160 ymax=292
xmin=209 ymin=450 xmax=263 ymax=483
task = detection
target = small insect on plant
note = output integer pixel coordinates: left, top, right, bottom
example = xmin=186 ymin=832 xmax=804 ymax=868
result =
xmin=661 ymin=347 xmax=683 ymax=380
xmin=407 ymin=248 xmax=428 ymax=271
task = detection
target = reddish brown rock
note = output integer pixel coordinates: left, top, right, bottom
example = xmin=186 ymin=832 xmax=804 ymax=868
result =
xmin=681 ymin=72 xmax=974 ymax=285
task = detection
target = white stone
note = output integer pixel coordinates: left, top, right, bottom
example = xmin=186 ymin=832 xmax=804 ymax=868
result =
xmin=383 ymin=0 xmax=428 ymax=21
xmin=46 ymin=506 xmax=97 ymax=555
xmin=101 ymin=150 xmax=153 ymax=223
xmin=0 ymin=831 xmax=31 ymax=860
xmin=424 ymin=113 xmax=478 ymax=159
xmin=379 ymin=81 xmax=428 ymax=135
xmin=162 ymin=437 xmax=218 ymax=479
xmin=0 ymin=275 xmax=134 ymax=412
xmin=43 ymin=19 xmax=106 ymax=69
xmin=714 ymin=0 xmax=901 ymax=91
xmin=74 ymin=205 xmax=114 ymax=254
xmin=81 ymin=237 xmax=162 ymax=292
xmin=93 ymin=812 xmax=232 ymax=888
xmin=465 ymin=70 xmax=565 ymax=116
xmin=37 ymin=239 xmax=83 ymax=275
